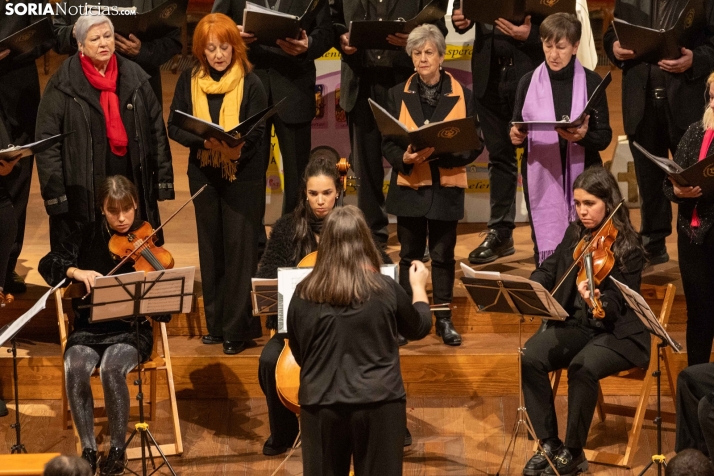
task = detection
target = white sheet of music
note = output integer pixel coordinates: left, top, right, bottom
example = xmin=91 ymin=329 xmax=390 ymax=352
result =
xmin=142 ymin=267 xmax=195 ymax=314
xmin=0 ymin=279 xmax=65 ymax=348
xmin=92 ymin=272 xmax=145 ymax=322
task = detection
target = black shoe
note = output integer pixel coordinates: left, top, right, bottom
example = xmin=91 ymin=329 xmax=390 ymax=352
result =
xmin=99 ymin=447 xmax=126 ymax=476
xmin=523 ymin=439 xmax=563 ymax=476
xmin=647 ymin=251 xmax=670 ymax=266
xmin=468 ymin=229 xmax=515 ymax=264
xmin=543 ymin=447 xmax=588 ymax=476
xmin=404 ymin=427 xmax=412 ymax=447
xmin=201 ymin=335 xmax=223 ymax=345
xmin=0 ymin=399 xmax=7 ymax=417
xmin=223 ymin=340 xmax=256 ymax=355
xmin=81 ymin=448 xmax=98 ymax=474
xmin=3 ymin=271 xmax=26 ymax=294
xmin=435 ymin=318 xmax=461 ymax=346
xmin=263 ymin=434 xmax=293 ymax=456
xmin=397 ymin=333 xmax=408 ymax=346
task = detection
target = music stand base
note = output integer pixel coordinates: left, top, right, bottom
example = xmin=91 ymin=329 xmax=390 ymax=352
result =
xmin=123 ymin=422 xmax=177 ymax=476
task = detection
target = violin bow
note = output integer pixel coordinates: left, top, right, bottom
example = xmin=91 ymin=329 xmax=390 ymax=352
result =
xmin=106 ymin=184 xmax=208 ymax=276
xmin=550 ymin=199 xmax=624 ymax=296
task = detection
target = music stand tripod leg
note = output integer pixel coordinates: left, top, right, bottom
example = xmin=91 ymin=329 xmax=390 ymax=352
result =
xmin=9 ymin=337 xmax=27 ymax=454
xmin=637 ymin=340 xmax=668 ymax=476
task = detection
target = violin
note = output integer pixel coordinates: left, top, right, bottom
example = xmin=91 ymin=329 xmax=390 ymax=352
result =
xmin=108 ymin=221 xmax=174 ymax=273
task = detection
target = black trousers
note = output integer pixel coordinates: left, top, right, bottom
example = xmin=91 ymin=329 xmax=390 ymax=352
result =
xmin=678 ymin=229 xmax=714 ymax=366
xmin=627 ymin=96 xmax=683 ymax=255
xmin=396 ymin=216 xmax=457 ymax=319
xmin=0 ymin=202 xmax=17 ymax=290
xmin=3 ymin=153 xmax=32 ymax=276
xmin=265 ymin=116 xmax=313 ymax=216
xmin=521 ymin=323 xmax=633 ymax=448
xmin=346 ymin=74 xmax=395 ymax=246
xmin=258 ymin=332 xmax=300 ymax=446
xmin=301 ymin=399 xmax=406 ymax=476
xmin=189 ymin=178 xmax=263 ymax=341
xmin=472 ymin=63 xmax=520 ymax=234
xmin=676 ymin=362 xmax=714 ymax=457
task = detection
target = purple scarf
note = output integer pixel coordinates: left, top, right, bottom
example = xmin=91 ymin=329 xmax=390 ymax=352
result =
xmin=522 ymin=58 xmax=587 ymax=263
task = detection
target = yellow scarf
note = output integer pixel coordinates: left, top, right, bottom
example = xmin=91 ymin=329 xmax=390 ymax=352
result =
xmin=396 ymin=72 xmax=468 ymax=190
xmin=191 ymin=63 xmax=245 ymax=181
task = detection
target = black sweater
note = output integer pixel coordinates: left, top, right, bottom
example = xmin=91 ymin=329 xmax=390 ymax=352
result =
xmin=287 ymin=275 xmax=431 ymax=406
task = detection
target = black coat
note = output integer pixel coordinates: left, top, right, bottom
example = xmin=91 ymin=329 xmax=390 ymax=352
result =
xmin=603 ymin=0 xmax=714 ymax=135
xmin=531 ymin=224 xmax=650 ymax=369
xmin=451 ymin=0 xmax=545 ymax=99
xmin=382 ymin=74 xmax=481 ymax=221
xmin=167 ymin=68 xmax=268 ymax=183
xmin=53 ymin=0 xmax=182 ymax=102
xmin=212 ymin=0 xmax=334 ymax=124
xmin=329 ymin=0 xmax=448 ymax=113
xmin=35 ymin=54 xmax=175 ymax=224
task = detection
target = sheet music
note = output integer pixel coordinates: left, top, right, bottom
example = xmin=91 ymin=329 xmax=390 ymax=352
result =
xmin=0 ymin=279 xmax=66 ymax=348
xmin=609 ymin=277 xmax=682 ymax=352
xmin=92 ymin=272 xmax=145 ymax=322
xmin=141 ymin=267 xmax=195 ymax=314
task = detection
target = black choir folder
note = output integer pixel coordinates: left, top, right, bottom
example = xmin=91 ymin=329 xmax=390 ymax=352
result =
xmin=242 ymin=0 xmax=323 ymax=46
xmin=612 ymin=0 xmax=705 ymax=63
xmin=633 ymin=141 xmax=714 ymax=196
xmin=368 ymin=99 xmax=481 ymax=157
xmin=0 ymin=18 xmax=54 ymax=60
xmin=172 ymin=99 xmax=283 ymax=148
xmin=348 ymin=0 xmax=447 ymax=50
xmin=511 ymin=71 xmax=612 ymax=130
xmin=462 ymin=0 xmax=575 ymax=26
xmin=0 ymin=133 xmax=73 ymax=162
xmin=110 ymin=0 xmax=188 ymax=42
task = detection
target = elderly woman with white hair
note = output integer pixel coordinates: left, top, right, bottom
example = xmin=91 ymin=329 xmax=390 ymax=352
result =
xmin=382 ymin=24 xmax=482 ymax=347
xmin=34 ymin=15 xmax=173 ymax=474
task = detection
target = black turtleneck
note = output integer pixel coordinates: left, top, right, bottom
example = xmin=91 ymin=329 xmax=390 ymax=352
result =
xmin=207 ymin=66 xmax=227 ymax=125
xmin=416 ymin=71 xmax=443 ymax=122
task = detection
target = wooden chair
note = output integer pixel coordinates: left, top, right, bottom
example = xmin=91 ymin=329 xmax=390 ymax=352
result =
xmin=0 ymin=453 xmax=61 ymax=475
xmin=549 ymin=283 xmax=677 ymax=469
xmin=55 ymin=289 xmax=183 ymax=460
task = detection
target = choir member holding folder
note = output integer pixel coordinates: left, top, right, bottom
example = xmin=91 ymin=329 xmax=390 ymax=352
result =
xmin=664 ymin=72 xmax=714 ymax=367
xmin=168 ymin=13 xmax=266 ymax=355
xmin=212 ymin=0 xmax=333 ymax=216
xmin=382 ymin=25 xmax=482 ymax=347
xmin=510 ymin=13 xmax=611 ymax=266
xmin=330 ymin=0 xmax=447 ymax=247
xmin=604 ymin=0 xmax=714 ymax=266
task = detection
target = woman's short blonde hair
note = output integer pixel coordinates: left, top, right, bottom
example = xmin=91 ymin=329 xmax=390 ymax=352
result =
xmin=406 ymin=24 xmax=446 ymax=57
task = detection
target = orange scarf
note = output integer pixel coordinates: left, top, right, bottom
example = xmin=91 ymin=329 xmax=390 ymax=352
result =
xmin=396 ymin=72 xmax=468 ymax=190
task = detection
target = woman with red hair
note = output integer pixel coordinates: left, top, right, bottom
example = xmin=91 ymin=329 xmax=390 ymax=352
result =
xmin=168 ymin=13 xmax=267 ymax=354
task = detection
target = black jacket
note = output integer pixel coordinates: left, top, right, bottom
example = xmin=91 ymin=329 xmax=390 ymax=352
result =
xmin=329 ymin=0 xmax=448 ymax=113
xmin=603 ymin=0 xmax=714 ymax=135
xmin=664 ymin=121 xmax=714 ymax=244
xmin=382 ymin=73 xmax=481 ymax=221
xmin=35 ymin=53 xmax=175 ymax=224
xmin=451 ymin=0 xmax=545 ymax=99
xmin=531 ymin=224 xmax=650 ymax=368
xmin=53 ymin=0 xmax=182 ymax=102
xmin=167 ymin=68 xmax=268 ymax=183
xmin=512 ymin=60 xmax=611 ymax=170
xmin=212 ymin=0 xmax=333 ymax=124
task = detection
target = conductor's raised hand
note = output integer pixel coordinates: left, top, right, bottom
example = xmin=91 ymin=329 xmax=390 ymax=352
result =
xmin=452 ymin=8 xmax=472 ymax=30
xmin=495 ymin=16 xmax=531 ymax=42
xmin=340 ymin=33 xmax=357 ymax=55
xmin=612 ymin=40 xmax=636 ymax=61
xmin=72 ymin=269 xmax=104 ymax=294
xmin=277 ymin=29 xmax=309 ymax=55
xmin=510 ymin=124 xmax=527 ymax=145
xmin=237 ymin=25 xmax=257 ymax=45
xmin=658 ymin=47 xmax=693 ymax=74
xmin=204 ymin=138 xmax=245 ymax=162
xmin=403 ymin=144 xmax=434 ymax=165
xmin=669 ymin=176 xmax=702 ymax=198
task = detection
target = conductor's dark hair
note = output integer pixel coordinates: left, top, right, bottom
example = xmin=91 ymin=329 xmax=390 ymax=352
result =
xmin=572 ymin=167 xmax=644 ymax=269
xmin=540 ymin=12 xmax=582 ymax=46
xmin=290 ymin=155 xmax=343 ymax=264
xmin=96 ymin=175 xmax=139 ymax=213
xmin=666 ymin=449 xmax=714 ymax=476
xmin=43 ymin=455 xmax=93 ymax=476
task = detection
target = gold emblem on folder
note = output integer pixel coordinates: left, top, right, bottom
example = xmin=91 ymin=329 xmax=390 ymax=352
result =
xmin=438 ymin=127 xmax=460 ymax=139
xmin=541 ymin=0 xmax=560 ymax=7
xmin=15 ymin=31 xmax=35 ymax=43
xmin=704 ymin=164 xmax=714 ymax=178
xmin=161 ymin=3 xmax=178 ymax=19
xmin=685 ymin=9 xmax=695 ymax=29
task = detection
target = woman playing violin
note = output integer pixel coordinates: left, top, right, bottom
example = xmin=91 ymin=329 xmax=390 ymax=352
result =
xmin=520 ymin=167 xmax=648 ymax=476
xmin=39 ymin=176 xmax=171 ymax=475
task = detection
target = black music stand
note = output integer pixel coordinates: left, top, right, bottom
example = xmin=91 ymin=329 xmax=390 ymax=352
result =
xmin=0 ymin=281 xmax=66 ymax=454
xmin=461 ymin=273 xmax=567 ymax=476
xmin=85 ymin=271 xmax=192 ymax=476
xmin=610 ymin=277 xmax=683 ymax=476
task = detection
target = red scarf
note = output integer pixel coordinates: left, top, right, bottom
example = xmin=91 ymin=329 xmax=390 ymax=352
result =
xmin=80 ymin=53 xmax=128 ymax=156
xmin=692 ymin=128 xmax=714 ymax=227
